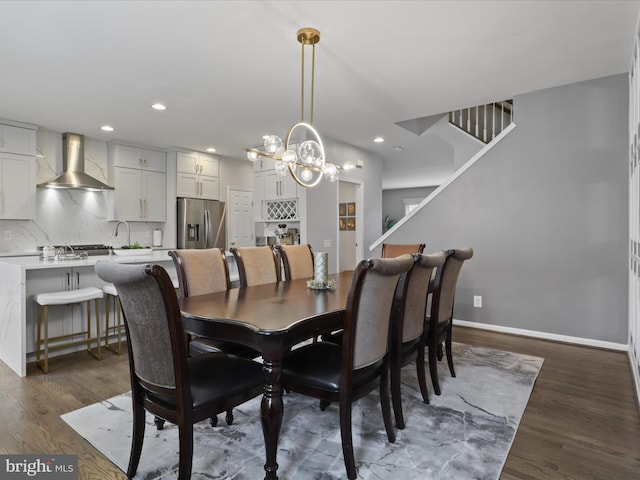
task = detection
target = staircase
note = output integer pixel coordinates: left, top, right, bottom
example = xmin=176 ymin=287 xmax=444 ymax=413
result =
xmin=449 ymin=99 xmax=513 ymax=143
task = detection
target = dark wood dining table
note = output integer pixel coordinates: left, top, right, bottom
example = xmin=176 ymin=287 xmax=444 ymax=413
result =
xmin=180 ymin=271 xmax=353 ymax=480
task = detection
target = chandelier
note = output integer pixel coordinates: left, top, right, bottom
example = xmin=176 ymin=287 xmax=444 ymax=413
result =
xmin=246 ymin=28 xmax=340 ymax=188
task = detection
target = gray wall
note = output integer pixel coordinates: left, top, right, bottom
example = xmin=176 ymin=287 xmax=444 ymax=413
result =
xmin=383 ymin=186 xmax=437 ymax=227
xmin=381 ymin=73 xmax=629 ymax=343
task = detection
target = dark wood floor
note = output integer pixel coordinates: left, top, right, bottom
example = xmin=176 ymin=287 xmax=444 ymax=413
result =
xmin=0 ymin=327 xmax=639 ymax=479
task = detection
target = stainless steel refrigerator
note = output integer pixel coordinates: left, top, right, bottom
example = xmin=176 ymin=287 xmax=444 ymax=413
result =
xmin=177 ymin=198 xmax=226 ymax=250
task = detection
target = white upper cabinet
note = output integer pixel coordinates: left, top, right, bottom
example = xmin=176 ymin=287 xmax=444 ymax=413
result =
xmin=111 ymin=144 xmax=166 ymax=172
xmin=0 ymin=123 xmax=37 ymax=156
xmin=176 ymin=151 xmax=219 ymax=200
xmin=0 ymin=152 xmax=35 ymax=220
xmin=0 ymin=122 xmax=36 ymax=220
xmin=109 ymin=143 xmax=167 ymax=222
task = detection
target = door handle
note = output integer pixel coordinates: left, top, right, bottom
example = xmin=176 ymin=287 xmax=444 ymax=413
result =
xmin=144 ymin=199 xmax=147 ymax=219
xmin=76 ymin=271 xmax=80 ymax=289
xmin=139 ymin=199 xmax=143 ymax=219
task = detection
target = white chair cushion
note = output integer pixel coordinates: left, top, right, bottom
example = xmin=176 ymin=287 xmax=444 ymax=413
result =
xmin=103 ymin=284 xmax=118 ymax=296
xmin=36 ymin=287 xmax=103 ymax=306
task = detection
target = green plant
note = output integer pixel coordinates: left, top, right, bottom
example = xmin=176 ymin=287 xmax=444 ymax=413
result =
xmin=384 ymin=215 xmax=397 ymax=232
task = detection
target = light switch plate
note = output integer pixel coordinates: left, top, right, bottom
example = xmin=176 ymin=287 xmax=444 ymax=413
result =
xmin=324 ymin=239 xmax=332 ymax=248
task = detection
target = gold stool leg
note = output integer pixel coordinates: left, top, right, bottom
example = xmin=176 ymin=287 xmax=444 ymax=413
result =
xmin=43 ymin=305 xmax=49 ymax=374
xmin=105 ymin=293 xmax=111 ymax=351
xmin=86 ymin=299 xmax=102 ymax=361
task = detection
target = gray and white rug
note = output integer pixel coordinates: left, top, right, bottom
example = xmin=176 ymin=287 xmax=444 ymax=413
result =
xmin=62 ymin=343 xmax=543 ymax=480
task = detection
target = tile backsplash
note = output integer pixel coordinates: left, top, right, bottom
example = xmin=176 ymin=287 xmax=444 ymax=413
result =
xmin=0 ymin=128 xmax=162 ymax=253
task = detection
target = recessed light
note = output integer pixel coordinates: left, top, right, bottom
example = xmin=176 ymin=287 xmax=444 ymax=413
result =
xmin=374 ymin=136 xmax=384 ymax=143
xmin=206 ymin=147 xmax=216 ymax=153
xmin=101 ymin=125 xmax=114 ymax=132
xmin=394 ymin=146 xmax=403 ymax=152
xmin=151 ymin=103 xmax=167 ymax=111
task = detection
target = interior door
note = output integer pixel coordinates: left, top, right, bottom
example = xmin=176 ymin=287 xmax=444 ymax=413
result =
xmin=228 ymin=187 xmax=254 ymax=248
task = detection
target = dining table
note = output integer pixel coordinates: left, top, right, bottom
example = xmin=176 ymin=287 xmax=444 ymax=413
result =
xmin=180 ymin=270 xmax=354 ymax=480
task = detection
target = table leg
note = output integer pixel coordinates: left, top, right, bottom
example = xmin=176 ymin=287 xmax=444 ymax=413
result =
xmin=261 ymin=355 xmax=283 ymax=480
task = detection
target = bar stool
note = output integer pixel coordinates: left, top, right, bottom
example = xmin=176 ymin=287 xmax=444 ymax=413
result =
xmin=35 ymin=287 xmax=103 ymax=373
xmin=103 ymin=284 xmax=125 ymax=355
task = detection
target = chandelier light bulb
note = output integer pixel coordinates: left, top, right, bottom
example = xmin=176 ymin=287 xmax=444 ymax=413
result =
xmin=264 ymin=135 xmax=283 ymax=154
xmin=300 ymin=168 xmax=313 ymax=182
xmin=274 ymin=160 xmax=288 ymax=176
xmin=299 ymin=140 xmax=322 ymax=166
xmin=282 ymin=149 xmax=297 ymax=164
xmin=247 ymin=150 xmax=260 ymax=162
xmin=323 ymin=163 xmax=338 ymax=182
xmin=343 ymin=160 xmax=355 ymax=170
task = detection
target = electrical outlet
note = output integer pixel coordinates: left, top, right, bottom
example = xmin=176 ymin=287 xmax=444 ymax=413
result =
xmin=473 ymin=296 xmax=482 ymax=308
xmin=4 ymin=231 xmax=11 ymax=240
xmin=147 ymin=230 xmax=152 ymax=237
xmin=324 ymin=239 xmax=332 ymax=248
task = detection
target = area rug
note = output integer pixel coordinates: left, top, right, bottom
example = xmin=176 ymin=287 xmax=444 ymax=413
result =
xmin=62 ymin=343 xmax=543 ymax=479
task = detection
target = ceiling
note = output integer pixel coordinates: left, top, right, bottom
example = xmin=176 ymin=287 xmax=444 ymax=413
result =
xmin=1 ymin=0 xmax=638 ymax=189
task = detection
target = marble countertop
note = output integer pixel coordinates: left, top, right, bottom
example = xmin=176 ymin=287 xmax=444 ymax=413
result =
xmin=0 ymin=250 xmax=174 ymax=270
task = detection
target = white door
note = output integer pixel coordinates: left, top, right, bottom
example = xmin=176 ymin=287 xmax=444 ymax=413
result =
xmin=228 ymin=187 xmax=254 ymax=248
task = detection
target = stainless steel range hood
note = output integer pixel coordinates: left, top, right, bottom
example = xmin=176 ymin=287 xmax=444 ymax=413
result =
xmin=37 ymin=132 xmax=114 ymax=191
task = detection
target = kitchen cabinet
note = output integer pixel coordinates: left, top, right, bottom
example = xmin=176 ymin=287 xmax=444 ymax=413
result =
xmin=0 ymin=122 xmax=36 ymax=220
xmin=0 ymin=152 xmax=35 ymax=220
xmin=109 ymin=143 xmax=167 ymax=222
xmin=0 ymin=122 xmax=37 ymax=156
xmin=111 ymin=144 xmax=166 ymax=172
xmin=253 ymin=165 xmax=299 ymax=221
xmin=113 ymin=168 xmax=166 ymax=221
xmin=176 ymin=151 xmax=219 ymax=200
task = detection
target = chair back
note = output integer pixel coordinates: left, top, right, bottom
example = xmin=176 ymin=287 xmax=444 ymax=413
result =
xmin=397 ymin=251 xmax=446 ymax=343
xmin=169 ymin=248 xmax=230 ymax=298
xmin=343 ymin=255 xmax=414 ymax=371
xmin=95 ymin=261 xmax=186 ymax=392
xmin=230 ymin=246 xmax=279 ymax=287
xmin=276 ymin=244 xmax=314 ymax=280
xmin=381 ymin=243 xmax=425 ymax=258
xmin=432 ymin=248 xmax=474 ymax=327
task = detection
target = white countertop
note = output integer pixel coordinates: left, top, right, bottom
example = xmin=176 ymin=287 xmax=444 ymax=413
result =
xmin=0 ymin=250 xmax=174 ymax=270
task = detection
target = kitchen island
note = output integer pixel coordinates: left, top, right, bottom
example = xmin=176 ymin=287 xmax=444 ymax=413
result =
xmin=0 ymin=250 xmax=177 ymax=377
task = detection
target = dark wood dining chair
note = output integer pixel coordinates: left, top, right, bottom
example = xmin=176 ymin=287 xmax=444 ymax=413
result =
xmin=281 ymin=254 xmax=415 ymax=479
xmin=94 ymin=261 xmax=264 ymax=480
xmin=427 ymin=247 xmax=474 ymax=395
xmin=381 ymin=242 xmax=425 ymax=258
xmin=230 ymin=246 xmax=279 ymax=287
xmin=389 ymin=251 xmax=446 ymax=429
xmin=169 ymin=248 xmax=261 ymax=426
xmin=275 ymin=243 xmax=314 ymax=280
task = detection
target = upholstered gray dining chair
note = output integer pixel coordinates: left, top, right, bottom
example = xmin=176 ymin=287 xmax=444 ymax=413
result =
xmin=281 ymin=254 xmax=414 ymax=479
xmin=381 ymin=242 xmax=425 ymax=258
xmin=275 ymin=243 xmax=314 ymax=281
xmin=169 ymin=248 xmax=261 ymax=426
xmin=95 ymin=261 xmax=264 ymax=480
xmin=427 ymin=247 xmax=474 ymax=395
xmin=389 ymin=251 xmax=446 ymax=429
xmin=230 ymin=246 xmax=279 ymax=287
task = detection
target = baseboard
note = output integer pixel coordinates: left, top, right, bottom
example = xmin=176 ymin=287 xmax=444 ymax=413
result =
xmin=453 ymin=319 xmax=628 ymax=351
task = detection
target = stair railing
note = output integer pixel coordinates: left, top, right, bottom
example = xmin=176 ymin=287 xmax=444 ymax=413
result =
xmin=449 ymin=100 xmax=513 ymax=143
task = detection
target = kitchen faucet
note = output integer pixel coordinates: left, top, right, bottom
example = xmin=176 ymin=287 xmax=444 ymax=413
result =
xmin=113 ymin=221 xmax=131 ymax=247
